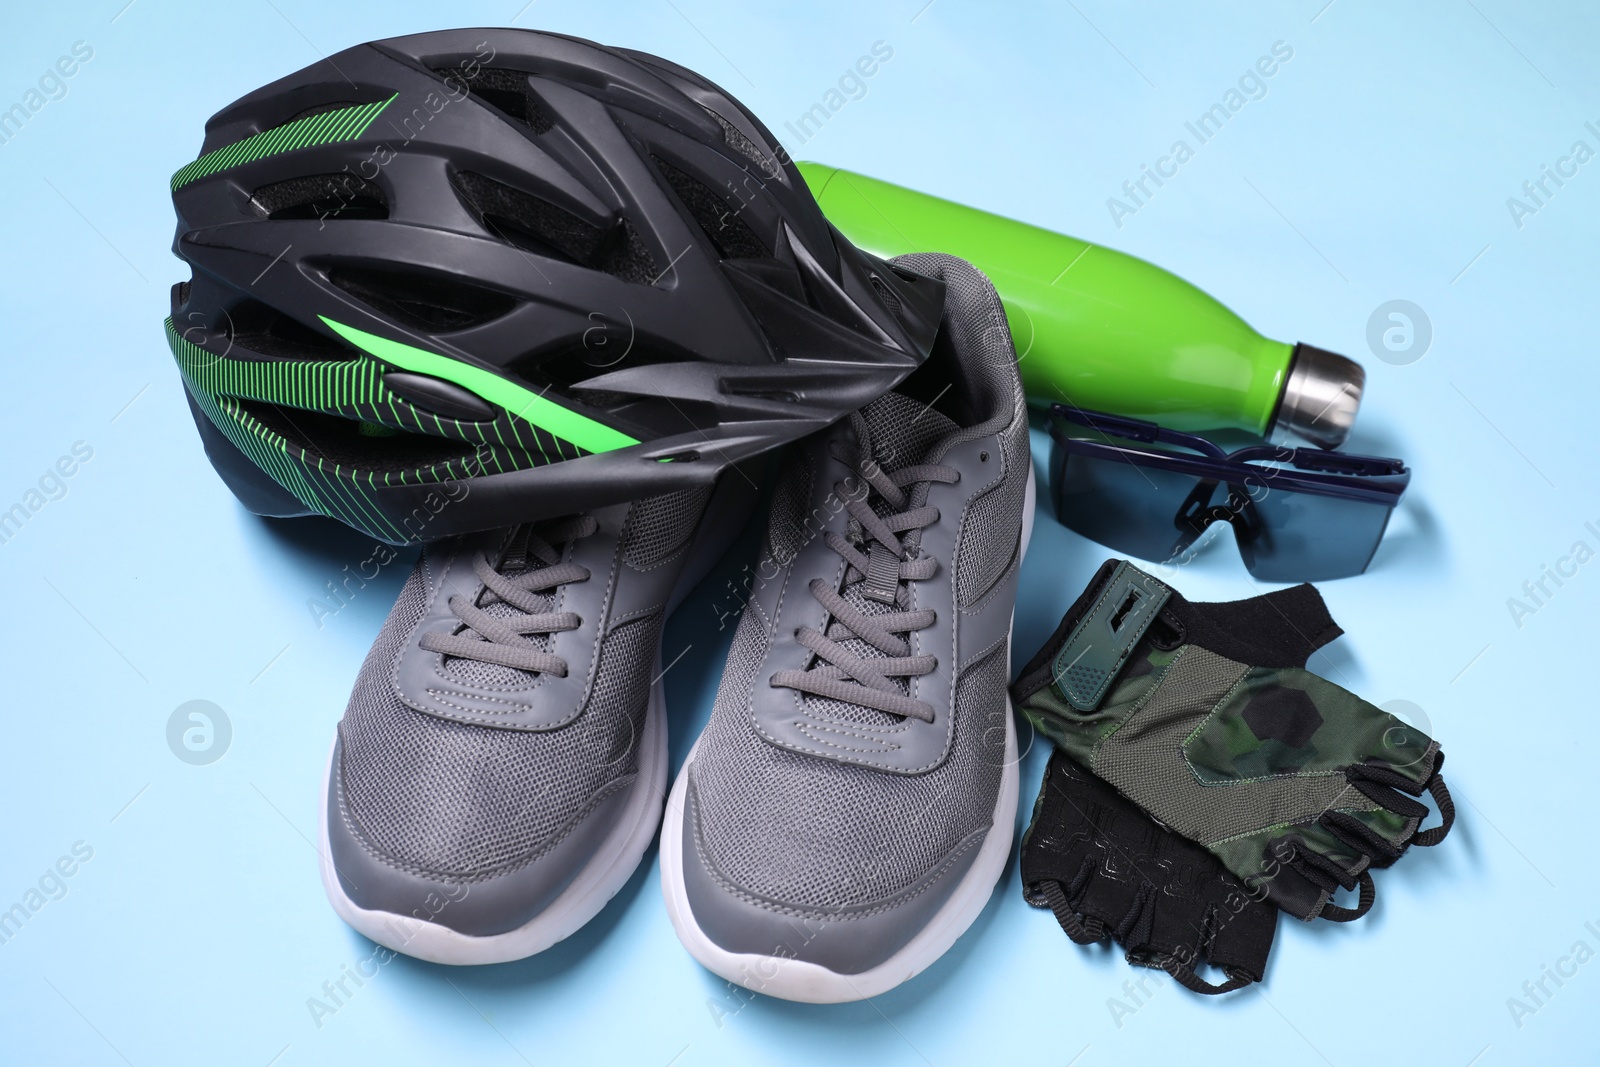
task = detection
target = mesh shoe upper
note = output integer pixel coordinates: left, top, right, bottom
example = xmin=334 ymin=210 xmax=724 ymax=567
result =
xmin=690 ymin=608 xmax=1009 ymax=907
xmin=337 ymin=490 xmax=705 ymax=882
xmin=685 ymin=252 xmax=1029 ymax=914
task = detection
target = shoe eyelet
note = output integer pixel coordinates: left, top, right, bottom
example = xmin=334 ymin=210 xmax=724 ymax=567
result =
xmin=979 ymin=451 xmax=989 ymax=462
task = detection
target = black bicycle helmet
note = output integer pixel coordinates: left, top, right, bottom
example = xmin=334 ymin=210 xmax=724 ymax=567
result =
xmin=167 ymin=28 xmax=944 ymax=543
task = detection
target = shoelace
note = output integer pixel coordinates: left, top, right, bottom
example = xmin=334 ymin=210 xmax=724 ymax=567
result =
xmin=770 ymin=437 xmax=959 ymax=722
xmin=419 ymin=515 xmax=598 ymax=676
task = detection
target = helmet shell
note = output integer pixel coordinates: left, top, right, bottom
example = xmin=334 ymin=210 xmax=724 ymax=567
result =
xmin=168 ymin=28 xmax=944 ymax=543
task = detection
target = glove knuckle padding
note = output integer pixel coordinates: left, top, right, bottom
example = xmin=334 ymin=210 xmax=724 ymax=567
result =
xmin=1106 ymin=650 xmax=1353 ymax=832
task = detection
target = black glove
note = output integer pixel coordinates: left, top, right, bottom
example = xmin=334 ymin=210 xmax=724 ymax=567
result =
xmin=1014 ymin=559 xmax=1454 ymax=923
xmin=1020 ymin=750 xmax=1278 ymax=995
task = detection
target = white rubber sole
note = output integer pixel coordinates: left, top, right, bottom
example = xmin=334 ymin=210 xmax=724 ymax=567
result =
xmin=660 ymin=709 xmax=1018 ymax=1003
xmin=657 ymin=471 xmax=1037 ymax=1003
xmin=317 ymin=659 xmax=669 ymax=966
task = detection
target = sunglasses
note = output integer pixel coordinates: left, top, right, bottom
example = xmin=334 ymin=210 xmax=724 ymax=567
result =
xmin=1047 ymin=404 xmax=1409 ymax=582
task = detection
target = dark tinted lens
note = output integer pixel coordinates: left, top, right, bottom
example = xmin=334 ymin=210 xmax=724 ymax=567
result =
xmin=1235 ymin=482 xmax=1396 ymax=581
xmin=1051 ymin=443 xmax=1215 ymax=563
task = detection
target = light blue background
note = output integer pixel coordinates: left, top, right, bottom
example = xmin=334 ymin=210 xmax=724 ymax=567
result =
xmin=1 ymin=1 xmax=1594 ymax=1064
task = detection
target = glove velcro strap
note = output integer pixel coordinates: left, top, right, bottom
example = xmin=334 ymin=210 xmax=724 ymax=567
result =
xmin=1049 ymin=561 xmax=1170 ymax=711
xmin=1010 ymin=558 xmax=1342 ymax=708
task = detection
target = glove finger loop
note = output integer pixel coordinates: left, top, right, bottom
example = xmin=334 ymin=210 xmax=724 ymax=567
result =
xmin=1038 ymin=880 xmax=1105 ymax=945
xmin=1349 ymin=775 xmax=1429 ymax=821
xmin=1348 ymin=760 xmax=1429 ymax=797
xmin=1113 ymin=884 xmax=1157 ymax=949
xmin=1322 ymin=811 xmax=1404 ymax=866
xmin=1065 ymin=852 xmax=1097 ymax=898
xmin=1159 ymin=954 xmax=1256 ymax=996
xmin=1318 ymin=871 xmax=1376 ymax=922
xmin=1289 ymin=853 xmax=1341 ymax=895
xmin=1412 ymin=775 xmax=1456 ymax=847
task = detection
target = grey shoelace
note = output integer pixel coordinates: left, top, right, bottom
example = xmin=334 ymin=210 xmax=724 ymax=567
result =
xmin=419 ymin=515 xmax=598 ymax=675
xmin=770 ymin=436 xmax=959 ymax=721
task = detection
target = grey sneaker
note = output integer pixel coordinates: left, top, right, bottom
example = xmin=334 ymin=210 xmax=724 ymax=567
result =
xmin=659 ymin=254 xmax=1034 ymax=1002
xmin=319 ymin=478 xmax=750 ymax=964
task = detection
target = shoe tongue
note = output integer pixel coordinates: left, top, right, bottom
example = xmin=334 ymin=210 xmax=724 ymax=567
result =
xmin=857 ymin=391 xmax=959 ymax=473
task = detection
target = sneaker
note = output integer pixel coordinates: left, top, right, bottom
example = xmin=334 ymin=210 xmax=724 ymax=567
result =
xmin=319 ymin=477 xmax=751 ymax=964
xmin=659 ymin=254 xmax=1034 ymax=1002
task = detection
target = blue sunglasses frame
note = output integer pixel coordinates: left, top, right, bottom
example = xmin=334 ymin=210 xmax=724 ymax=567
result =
xmin=1047 ymin=404 xmax=1410 ymax=505
xmin=1046 ymin=403 xmax=1410 ymax=579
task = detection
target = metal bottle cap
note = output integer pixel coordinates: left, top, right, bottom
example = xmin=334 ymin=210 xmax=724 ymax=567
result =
xmin=1270 ymin=343 xmax=1365 ymax=450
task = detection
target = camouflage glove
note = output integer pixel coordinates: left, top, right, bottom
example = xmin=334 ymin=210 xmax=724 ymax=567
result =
xmin=1021 ymin=750 xmax=1277 ymax=994
xmin=1012 ymin=560 xmax=1454 ymax=922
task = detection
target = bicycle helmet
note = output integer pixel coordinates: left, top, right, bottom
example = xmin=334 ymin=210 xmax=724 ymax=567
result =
xmin=167 ymin=28 xmax=944 ymax=543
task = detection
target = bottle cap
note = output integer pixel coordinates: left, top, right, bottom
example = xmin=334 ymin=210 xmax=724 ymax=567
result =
xmin=1271 ymin=344 xmax=1365 ymax=449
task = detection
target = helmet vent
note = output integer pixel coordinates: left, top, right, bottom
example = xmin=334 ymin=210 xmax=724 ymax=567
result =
xmin=653 ymin=156 xmax=766 ymax=260
xmin=282 ymin=101 xmax=367 ymax=125
xmin=326 ymin=264 xmax=518 ymax=332
xmin=868 ymin=273 xmax=902 ymax=314
xmin=451 ymin=170 xmax=657 ymax=283
xmin=250 ymin=174 xmax=389 ymax=221
xmin=247 ymin=96 xmax=391 ymax=139
xmin=700 ymin=106 xmax=776 ymax=175
xmin=436 ymin=67 xmax=554 ymax=134
xmin=226 ymin=299 xmax=353 ymax=361
xmin=236 ymin=401 xmax=484 ymax=472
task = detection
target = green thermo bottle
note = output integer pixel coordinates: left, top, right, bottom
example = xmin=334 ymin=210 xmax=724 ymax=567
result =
xmin=799 ymin=163 xmax=1364 ymax=448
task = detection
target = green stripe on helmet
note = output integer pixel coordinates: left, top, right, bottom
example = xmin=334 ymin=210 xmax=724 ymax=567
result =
xmin=164 ymin=309 xmax=633 ymax=537
xmin=171 ymin=95 xmax=397 ymax=192
xmin=318 ymin=316 xmax=641 ymax=455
